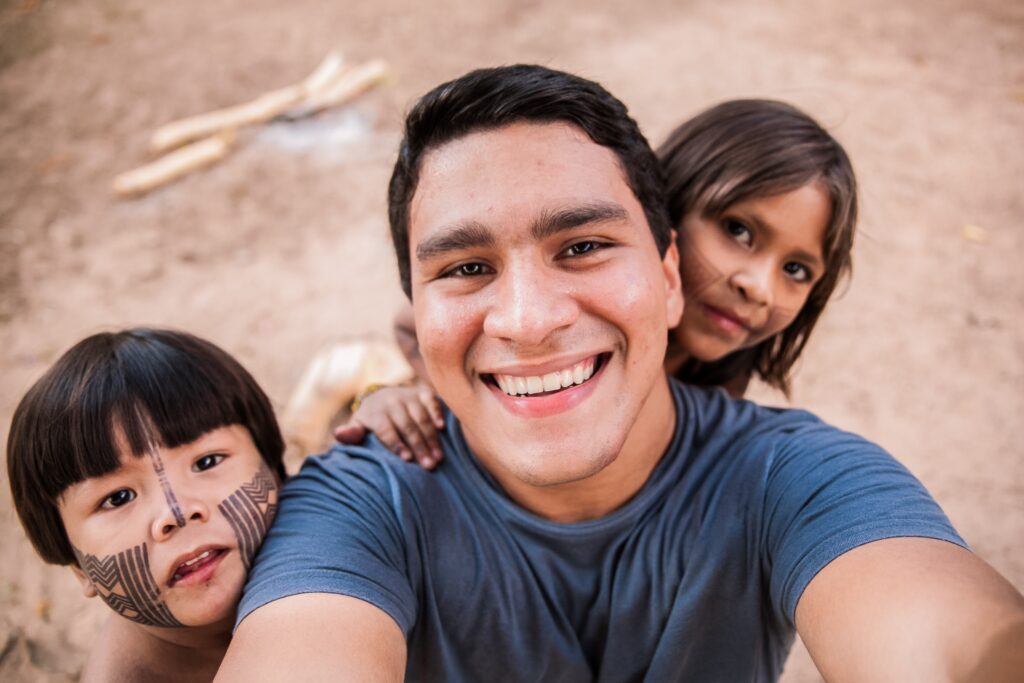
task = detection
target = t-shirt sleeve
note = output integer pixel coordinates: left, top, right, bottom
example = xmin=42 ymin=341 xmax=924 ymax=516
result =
xmin=761 ymin=420 xmax=966 ymax=625
xmin=235 ymin=445 xmax=418 ymax=635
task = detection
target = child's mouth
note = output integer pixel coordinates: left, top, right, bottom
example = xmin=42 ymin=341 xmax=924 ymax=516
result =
xmin=168 ymin=548 xmax=226 ymax=587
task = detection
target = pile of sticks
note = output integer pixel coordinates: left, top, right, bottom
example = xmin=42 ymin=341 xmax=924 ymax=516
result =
xmin=113 ymin=53 xmax=389 ymax=198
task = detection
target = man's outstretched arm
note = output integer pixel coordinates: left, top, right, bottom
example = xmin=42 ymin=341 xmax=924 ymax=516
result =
xmin=796 ymin=537 xmax=1024 ymax=683
xmin=216 ymin=594 xmax=406 ymax=682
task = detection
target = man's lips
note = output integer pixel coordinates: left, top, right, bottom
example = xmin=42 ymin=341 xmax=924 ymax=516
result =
xmin=488 ymin=354 xmax=603 ymax=397
xmin=482 ymin=354 xmax=609 ymax=418
xmin=167 ymin=547 xmax=227 ymax=587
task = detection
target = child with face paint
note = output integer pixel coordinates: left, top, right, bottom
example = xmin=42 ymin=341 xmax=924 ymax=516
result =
xmin=334 ymin=99 xmax=858 ymax=469
xmin=7 ymin=329 xmax=285 ymax=682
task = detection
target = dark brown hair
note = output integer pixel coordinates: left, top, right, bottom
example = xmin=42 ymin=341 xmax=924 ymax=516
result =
xmin=6 ymin=328 xmax=285 ymax=565
xmin=388 ymin=64 xmax=671 ymax=298
xmin=658 ymin=99 xmax=858 ymax=395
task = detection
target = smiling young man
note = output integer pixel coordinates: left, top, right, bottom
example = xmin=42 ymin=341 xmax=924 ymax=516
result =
xmin=220 ymin=66 xmax=1024 ymax=682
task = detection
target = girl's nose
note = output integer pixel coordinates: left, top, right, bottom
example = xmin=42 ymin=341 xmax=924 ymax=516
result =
xmin=729 ymin=262 xmax=773 ymax=307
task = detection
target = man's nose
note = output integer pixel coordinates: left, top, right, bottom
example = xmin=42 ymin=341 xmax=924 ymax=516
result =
xmin=729 ymin=260 xmax=774 ymax=307
xmin=483 ymin=261 xmax=578 ymax=345
xmin=151 ymin=490 xmax=210 ymax=542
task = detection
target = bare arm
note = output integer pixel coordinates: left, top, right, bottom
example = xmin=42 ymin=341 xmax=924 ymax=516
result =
xmin=393 ymin=304 xmax=431 ymax=389
xmin=797 ymin=537 xmax=1024 ymax=683
xmin=216 ymin=594 xmax=406 ymax=682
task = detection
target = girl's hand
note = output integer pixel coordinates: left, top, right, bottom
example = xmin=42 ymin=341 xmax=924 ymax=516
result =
xmin=333 ymin=383 xmax=446 ymax=469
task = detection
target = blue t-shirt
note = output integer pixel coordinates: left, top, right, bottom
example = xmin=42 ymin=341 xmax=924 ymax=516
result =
xmin=239 ymin=382 xmax=964 ymax=682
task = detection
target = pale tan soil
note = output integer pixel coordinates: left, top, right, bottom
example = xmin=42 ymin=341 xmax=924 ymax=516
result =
xmin=1 ymin=0 xmax=1021 ymax=680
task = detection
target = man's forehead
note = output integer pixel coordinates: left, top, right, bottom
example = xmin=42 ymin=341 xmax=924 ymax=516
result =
xmin=409 ymin=122 xmax=637 ymax=246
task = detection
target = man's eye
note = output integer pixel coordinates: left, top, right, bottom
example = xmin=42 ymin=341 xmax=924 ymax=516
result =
xmin=193 ymin=453 xmax=226 ymax=472
xmin=783 ymin=261 xmax=812 ymax=283
xmin=100 ymin=489 xmax=136 ymax=510
xmin=561 ymin=241 xmax=604 ymax=257
xmin=723 ymin=219 xmax=753 ymax=247
xmin=445 ymin=262 xmax=491 ymax=277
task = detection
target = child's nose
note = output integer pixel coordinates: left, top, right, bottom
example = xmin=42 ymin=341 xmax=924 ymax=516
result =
xmin=729 ymin=262 xmax=773 ymax=307
xmin=151 ymin=494 xmax=211 ymax=542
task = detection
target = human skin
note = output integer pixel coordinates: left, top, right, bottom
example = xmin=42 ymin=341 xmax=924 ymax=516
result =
xmin=340 ymin=182 xmax=831 ymax=461
xmin=220 ymin=121 xmax=1024 ymax=683
xmin=409 ymin=121 xmax=684 ymax=521
xmin=670 ymin=182 xmax=829 ymax=365
xmin=59 ymin=424 xmax=279 ymax=681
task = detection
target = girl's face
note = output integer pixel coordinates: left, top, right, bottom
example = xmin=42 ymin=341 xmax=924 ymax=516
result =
xmin=674 ymin=182 xmax=831 ymax=362
xmin=58 ymin=424 xmax=278 ymax=630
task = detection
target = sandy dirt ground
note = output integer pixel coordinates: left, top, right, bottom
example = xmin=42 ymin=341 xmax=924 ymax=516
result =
xmin=1 ymin=0 xmax=1021 ymax=680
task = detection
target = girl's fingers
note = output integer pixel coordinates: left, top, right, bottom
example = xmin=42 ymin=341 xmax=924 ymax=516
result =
xmin=370 ymin=419 xmax=413 ymax=462
xmin=418 ymin=386 xmax=446 ymax=430
xmin=406 ymin=399 xmax=444 ymax=466
xmin=388 ymin=404 xmax=434 ymax=467
xmin=333 ymin=421 xmax=367 ymax=444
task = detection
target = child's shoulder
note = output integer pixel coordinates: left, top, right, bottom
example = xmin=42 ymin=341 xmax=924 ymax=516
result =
xmin=80 ymin=616 xmax=218 ymax=682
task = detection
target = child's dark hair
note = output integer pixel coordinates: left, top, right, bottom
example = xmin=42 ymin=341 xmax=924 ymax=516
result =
xmin=658 ymin=99 xmax=858 ymax=395
xmin=7 ymin=328 xmax=285 ymax=566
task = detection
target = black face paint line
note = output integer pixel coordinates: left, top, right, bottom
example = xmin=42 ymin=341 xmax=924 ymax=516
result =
xmin=133 ymin=406 xmax=186 ymax=529
xmin=74 ymin=543 xmax=184 ymax=628
xmin=217 ymin=468 xmax=278 ymax=570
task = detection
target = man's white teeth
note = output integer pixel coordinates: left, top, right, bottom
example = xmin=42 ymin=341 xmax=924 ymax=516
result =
xmin=183 ymin=550 xmax=211 ymax=567
xmin=495 ymin=357 xmax=596 ymax=397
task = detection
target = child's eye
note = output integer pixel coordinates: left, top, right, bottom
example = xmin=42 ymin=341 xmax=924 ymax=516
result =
xmin=100 ymin=489 xmax=136 ymax=510
xmin=722 ymin=219 xmax=753 ymax=247
xmin=192 ymin=453 xmax=226 ymax=472
xmin=783 ymin=261 xmax=812 ymax=283
xmin=443 ymin=262 xmax=492 ymax=278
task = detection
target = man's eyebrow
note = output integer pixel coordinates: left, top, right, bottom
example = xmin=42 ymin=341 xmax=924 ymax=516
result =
xmin=415 ymin=222 xmax=496 ymax=262
xmin=531 ymin=202 xmax=630 ymax=241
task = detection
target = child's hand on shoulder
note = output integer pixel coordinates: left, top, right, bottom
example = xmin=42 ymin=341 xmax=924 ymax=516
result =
xmin=334 ymin=382 xmax=445 ymax=470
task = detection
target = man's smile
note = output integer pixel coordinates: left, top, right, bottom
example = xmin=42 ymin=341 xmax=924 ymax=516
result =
xmin=488 ymin=354 xmax=606 ymax=397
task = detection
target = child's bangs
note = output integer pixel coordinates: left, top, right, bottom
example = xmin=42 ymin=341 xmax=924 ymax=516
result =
xmin=111 ymin=335 xmax=253 ymax=459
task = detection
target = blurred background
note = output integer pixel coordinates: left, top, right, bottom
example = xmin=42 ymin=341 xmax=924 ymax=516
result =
xmin=1 ymin=0 xmax=1021 ymax=680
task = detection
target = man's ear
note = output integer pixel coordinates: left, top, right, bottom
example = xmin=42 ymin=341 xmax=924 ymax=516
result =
xmin=69 ymin=564 xmax=98 ymax=598
xmin=661 ymin=231 xmax=684 ymax=327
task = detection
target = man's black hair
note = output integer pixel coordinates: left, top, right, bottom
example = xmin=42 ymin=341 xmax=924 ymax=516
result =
xmin=387 ymin=64 xmax=672 ymax=297
xmin=7 ymin=328 xmax=285 ymax=565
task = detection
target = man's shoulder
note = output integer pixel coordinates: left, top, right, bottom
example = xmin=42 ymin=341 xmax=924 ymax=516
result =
xmin=674 ymin=381 xmax=892 ymax=480
xmin=291 ymin=437 xmax=436 ymax=494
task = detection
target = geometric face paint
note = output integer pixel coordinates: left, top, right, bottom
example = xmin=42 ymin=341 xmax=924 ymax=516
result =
xmin=134 ymin=407 xmax=187 ymax=530
xmin=73 ymin=543 xmax=184 ymax=628
xmin=217 ymin=467 xmax=278 ymax=570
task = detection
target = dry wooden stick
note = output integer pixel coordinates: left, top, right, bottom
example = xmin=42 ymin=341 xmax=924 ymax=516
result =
xmin=113 ymin=131 xmax=236 ymax=197
xmin=149 ymin=52 xmax=345 ymax=153
xmin=282 ymin=59 xmax=391 ymax=120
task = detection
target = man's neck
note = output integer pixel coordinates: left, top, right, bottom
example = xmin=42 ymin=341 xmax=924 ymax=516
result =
xmin=475 ymin=375 xmax=679 ymax=524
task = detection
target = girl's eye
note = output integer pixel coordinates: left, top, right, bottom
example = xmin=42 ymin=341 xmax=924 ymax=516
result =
xmin=561 ymin=241 xmax=604 ymax=257
xmin=723 ymin=219 xmax=753 ymax=247
xmin=783 ymin=261 xmax=812 ymax=283
xmin=100 ymin=489 xmax=136 ymax=510
xmin=193 ymin=453 xmax=226 ymax=472
xmin=444 ymin=262 xmax=491 ymax=278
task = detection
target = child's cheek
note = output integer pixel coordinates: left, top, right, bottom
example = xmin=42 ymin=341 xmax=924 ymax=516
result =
xmin=73 ymin=543 xmax=184 ymax=628
xmin=217 ymin=465 xmax=279 ymax=570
